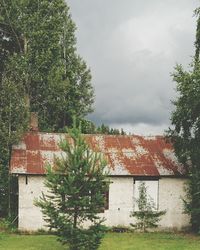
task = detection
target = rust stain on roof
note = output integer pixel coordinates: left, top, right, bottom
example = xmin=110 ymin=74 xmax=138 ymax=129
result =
xmin=10 ymin=132 xmax=186 ymax=176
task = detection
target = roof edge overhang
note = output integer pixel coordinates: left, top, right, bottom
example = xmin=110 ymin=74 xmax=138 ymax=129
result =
xmin=10 ymin=172 xmax=188 ymax=179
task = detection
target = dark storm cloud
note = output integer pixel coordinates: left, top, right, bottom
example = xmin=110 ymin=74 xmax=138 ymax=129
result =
xmin=67 ymin=0 xmax=198 ymax=134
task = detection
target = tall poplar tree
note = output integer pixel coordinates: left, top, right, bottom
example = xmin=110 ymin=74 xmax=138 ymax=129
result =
xmin=0 ymin=0 xmax=94 ymax=217
xmin=168 ymin=7 xmax=200 ymax=233
xmin=0 ymin=0 xmax=94 ymax=131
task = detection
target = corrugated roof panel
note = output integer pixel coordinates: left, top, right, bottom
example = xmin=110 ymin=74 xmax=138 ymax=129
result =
xmin=24 ymin=133 xmax=40 ymax=150
xmin=10 ymin=132 xmax=186 ymax=176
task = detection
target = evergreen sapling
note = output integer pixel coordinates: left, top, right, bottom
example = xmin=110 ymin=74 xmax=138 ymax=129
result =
xmin=36 ymin=125 xmax=109 ymax=250
xmin=130 ymin=181 xmax=165 ymax=232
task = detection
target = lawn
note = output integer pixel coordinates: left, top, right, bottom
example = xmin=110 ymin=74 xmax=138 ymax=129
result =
xmin=0 ymin=232 xmax=199 ymax=250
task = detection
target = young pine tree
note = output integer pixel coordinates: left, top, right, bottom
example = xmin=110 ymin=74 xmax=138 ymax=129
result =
xmin=130 ymin=182 xmax=165 ymax=232
xmin=36 ymin=125 xmax=109 ymax=250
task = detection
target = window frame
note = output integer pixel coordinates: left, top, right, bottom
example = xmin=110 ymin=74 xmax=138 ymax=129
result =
xmin=133 ymin=177 xmax=159 ymax=211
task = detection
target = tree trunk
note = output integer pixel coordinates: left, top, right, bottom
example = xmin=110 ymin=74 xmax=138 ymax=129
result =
xmin=73 ymin=207 xmax=78 ymax=229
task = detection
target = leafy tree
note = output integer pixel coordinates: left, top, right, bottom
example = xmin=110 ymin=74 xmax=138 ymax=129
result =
xmin=0 ymin=0 xmax=29 ymax=215
xmin=0 ymin=0 xmax=23 ymax=81
xmin=0 ymin=57 xmax=28 ymax=217
xmin=73 ymin=118 xmax=96 ymax=134
xmin=130 ymin=182 xmax=165 ymax=232
xmin=167 ymin=7 xmax=200 ymax=233
xmin=36 ymin=125 xmax=109 ymax=250
xmin=0 ymin=0 xmax=94 ymax=131
xmin=0 ymin=0 xmax=94 ymax=217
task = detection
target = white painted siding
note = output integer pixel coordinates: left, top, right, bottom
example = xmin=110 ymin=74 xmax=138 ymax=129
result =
xmin=159 ymin=178 xmax=190 ymax=229
xmin=18 ymin=176 xmax=190 ymax=231
xmin=18 ymin=176 xmax=47 ymax=230
xmin=101 ymin=177 xmax=134 ymax=227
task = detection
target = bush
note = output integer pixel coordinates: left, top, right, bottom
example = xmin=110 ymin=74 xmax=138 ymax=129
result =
xmin=0 ymin=217 xmax=18 ymax=233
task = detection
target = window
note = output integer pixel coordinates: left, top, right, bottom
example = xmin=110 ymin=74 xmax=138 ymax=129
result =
xmin=134 ymin=179 xmax=159 ymax=210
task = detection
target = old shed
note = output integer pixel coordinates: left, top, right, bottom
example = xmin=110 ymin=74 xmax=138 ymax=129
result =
xmin=10 ymin=132 xmax=190 ymax=231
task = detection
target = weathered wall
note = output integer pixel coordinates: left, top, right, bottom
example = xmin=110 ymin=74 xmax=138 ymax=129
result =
xmin=159 ymin=178 xmax=190 ymax=229
xmin=102 ymin=177 xmax=134 ymax=227
xmin=18 ymin=175 xmax=190 ymax=231
xmin=18 ymin=176 xmax=47 ymax=230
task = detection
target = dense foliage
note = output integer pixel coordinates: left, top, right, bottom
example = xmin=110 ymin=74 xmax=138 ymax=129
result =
xmin=167 ymin=8 xmax=200 ymax=233
xmin=130 ymin=182 xmax=165 ymax=232
xmin=0 ymin=57 xmax=28 ymax=217
xmin=62 ymin=119 xmax=127 ymax=135
xmin=36 ymin=126 xmax=109 ymax=250
xmin=0 ymin=0 xmax=94 ymax=131
xmin=0 ymin=0 xmax=94 ymax=218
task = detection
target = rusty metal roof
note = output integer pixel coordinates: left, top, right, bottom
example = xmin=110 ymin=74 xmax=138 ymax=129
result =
xmin=10 ymin=132 xmax=186 ymax=176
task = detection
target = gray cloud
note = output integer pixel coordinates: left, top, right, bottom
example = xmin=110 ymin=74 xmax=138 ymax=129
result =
xmin=67 ymin=0 xmax=198 ymax=134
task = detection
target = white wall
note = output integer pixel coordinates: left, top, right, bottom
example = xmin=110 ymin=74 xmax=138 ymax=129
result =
xmin=18 ymin=176 xmax=47 ymax=230
xmin=159 ymin=178 xmax=190 ymax=229
xmin=101 ymin=177 xmax=134 ymax=227
xmin=18 ymin=175 xmax=190 ymax=231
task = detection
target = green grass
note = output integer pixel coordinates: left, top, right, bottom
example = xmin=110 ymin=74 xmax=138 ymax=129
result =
xmin=100 ymin=232 xmax=200 ymax=250
xmin=0 ymin=234 xmax=65 ymax=250
xmin=0 ymin=232 xmax=199 ymax=250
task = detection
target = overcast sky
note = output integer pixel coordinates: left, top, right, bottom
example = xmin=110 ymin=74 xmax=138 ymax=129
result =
xmin=67 ymin=0 xmax=198 ymax=135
